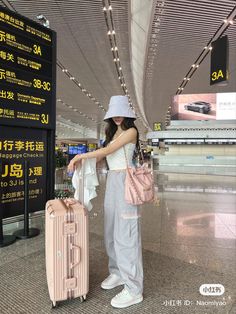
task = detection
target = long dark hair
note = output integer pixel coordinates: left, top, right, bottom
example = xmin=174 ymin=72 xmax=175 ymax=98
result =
xmin=104 ymin=118 xmax=139 ymax=150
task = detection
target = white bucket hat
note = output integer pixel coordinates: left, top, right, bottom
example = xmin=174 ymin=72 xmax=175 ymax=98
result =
xmin=104 ymin=95 xmax=136 ymax=121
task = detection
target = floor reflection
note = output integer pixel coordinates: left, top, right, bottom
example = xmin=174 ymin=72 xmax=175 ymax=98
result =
xmin=138 ymin=172 xmax=236 ymax=275
xmin=177 ymin=213 xmax=236 ymax=239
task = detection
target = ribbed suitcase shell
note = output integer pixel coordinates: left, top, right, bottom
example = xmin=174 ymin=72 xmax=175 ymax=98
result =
xmin=45 ymin=198 xmax=89 ymax=306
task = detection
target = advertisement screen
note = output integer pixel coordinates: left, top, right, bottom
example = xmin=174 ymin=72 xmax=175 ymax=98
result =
xmin=171 ymin=92 xmax=236 ymax=120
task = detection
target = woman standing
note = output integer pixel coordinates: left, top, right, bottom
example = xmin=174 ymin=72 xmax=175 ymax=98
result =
xmin=67 ymin=95 xmax=143 ymax=309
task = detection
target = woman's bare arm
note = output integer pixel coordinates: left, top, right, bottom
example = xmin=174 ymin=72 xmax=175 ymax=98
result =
xmin=67 ymin=128 xmax=137 ymax=172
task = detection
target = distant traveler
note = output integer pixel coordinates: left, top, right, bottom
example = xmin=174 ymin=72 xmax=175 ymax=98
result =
xmin=68 ymin=95 xmax=143 ymax=308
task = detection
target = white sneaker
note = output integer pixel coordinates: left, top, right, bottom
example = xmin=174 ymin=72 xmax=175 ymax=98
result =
xmin=111 ymin=288 xmax=143 ymax=308
xmin=101 ymin=274 xmax=124 ymax=290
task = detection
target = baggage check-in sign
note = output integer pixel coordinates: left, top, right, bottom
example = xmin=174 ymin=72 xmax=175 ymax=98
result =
xmin=0 ymin=126 xmax=48 ymax=218
xmin=0 ymin=5 xmax=56 ymax=218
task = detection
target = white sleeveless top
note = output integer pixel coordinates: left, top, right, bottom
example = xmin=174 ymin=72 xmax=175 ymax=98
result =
xmin=106 ymin=133 xmax=136 ymax=170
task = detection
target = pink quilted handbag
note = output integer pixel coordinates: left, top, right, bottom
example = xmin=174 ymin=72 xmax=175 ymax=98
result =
xmin=123 ymin=146 xmax=154 ymax=205
xmin=125 ymin=164 xmax=154 ymax=205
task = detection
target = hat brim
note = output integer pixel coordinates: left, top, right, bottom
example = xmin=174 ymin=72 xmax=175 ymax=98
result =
xmin=103 ymin=113 xmax=136 ymax=121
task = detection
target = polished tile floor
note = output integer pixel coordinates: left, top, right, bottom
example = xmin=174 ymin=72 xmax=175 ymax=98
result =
xmin=1 ymin=171 xmax=236 ymax=313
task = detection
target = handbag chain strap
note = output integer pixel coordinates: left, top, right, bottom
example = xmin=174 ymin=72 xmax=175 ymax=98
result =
xmin=137 ymin=141 xmax=145 ymax=165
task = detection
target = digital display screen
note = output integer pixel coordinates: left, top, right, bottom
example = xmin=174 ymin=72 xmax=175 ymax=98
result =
xmin=68 ymin=146 xmax=77 ymax=155
xmin=68 ymin=145 xmax=87 ymax=155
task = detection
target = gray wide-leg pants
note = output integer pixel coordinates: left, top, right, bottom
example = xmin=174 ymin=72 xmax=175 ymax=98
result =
xmin=104 ymin=170 xmax=143 ymax=295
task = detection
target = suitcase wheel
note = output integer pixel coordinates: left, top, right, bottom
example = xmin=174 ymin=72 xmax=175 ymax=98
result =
xmin=80 ymin=295 xmax=86 ymax=302
xmin=51 ymin=301 xmax=57 ymax=308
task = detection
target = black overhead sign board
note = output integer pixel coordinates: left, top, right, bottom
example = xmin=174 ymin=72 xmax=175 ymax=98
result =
xmin=210 ymin=35 xmax=229 ymax=86
xmin=0 ymin=6 xmax=56 ymax=219
xmin=0 ymin=6 xmax=56 ymax=129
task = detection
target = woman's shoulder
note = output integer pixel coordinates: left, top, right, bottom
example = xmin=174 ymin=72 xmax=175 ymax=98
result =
xmin=124 ymin=128 xmax=137 ymax=144
xmin=124 ymin=127 xmax=137 ymax=136
xmin=109 ymin=128 xmax=137 ymax=146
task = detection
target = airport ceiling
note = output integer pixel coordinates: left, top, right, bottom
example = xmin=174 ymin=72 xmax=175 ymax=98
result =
xmin=1 ymin=0 xmax=236 ymax=141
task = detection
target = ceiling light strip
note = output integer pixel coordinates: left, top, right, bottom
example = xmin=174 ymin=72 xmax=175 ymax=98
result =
xmin=175 ymin=5 xmax=236 ymax=95
xmin=56 ymin=116 xmax=95 ymax=137
xmin=102 ymin=0 xmax=134 ymax=109
xmin=57 ymin=60 xmax=106 ymax=112
xmin=104 ymin=0 xmax=127 ymax=93
xmin=102 ymin=0 xmax=149 ymax=128
xmin=56 ymin=98 xmax=97 ymax=122
xmin=56 ymin=121 xmax=83 ymax=135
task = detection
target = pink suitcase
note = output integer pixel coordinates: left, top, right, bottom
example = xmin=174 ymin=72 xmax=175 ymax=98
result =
xmin=45 ymin=197 xmax=89 ymax=308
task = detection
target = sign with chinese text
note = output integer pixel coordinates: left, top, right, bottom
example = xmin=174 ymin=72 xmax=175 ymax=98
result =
xmin=0 ymin=125 xmax=47 ymax=218
xmin=0 ymin=5 xmax=56 ymax=129
xmin=0 ymin=6 xmax=56 ymax=219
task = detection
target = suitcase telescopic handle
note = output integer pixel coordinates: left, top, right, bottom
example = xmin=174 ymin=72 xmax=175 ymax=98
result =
xmin=70 ymin=244 xmax=81 ymax=269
